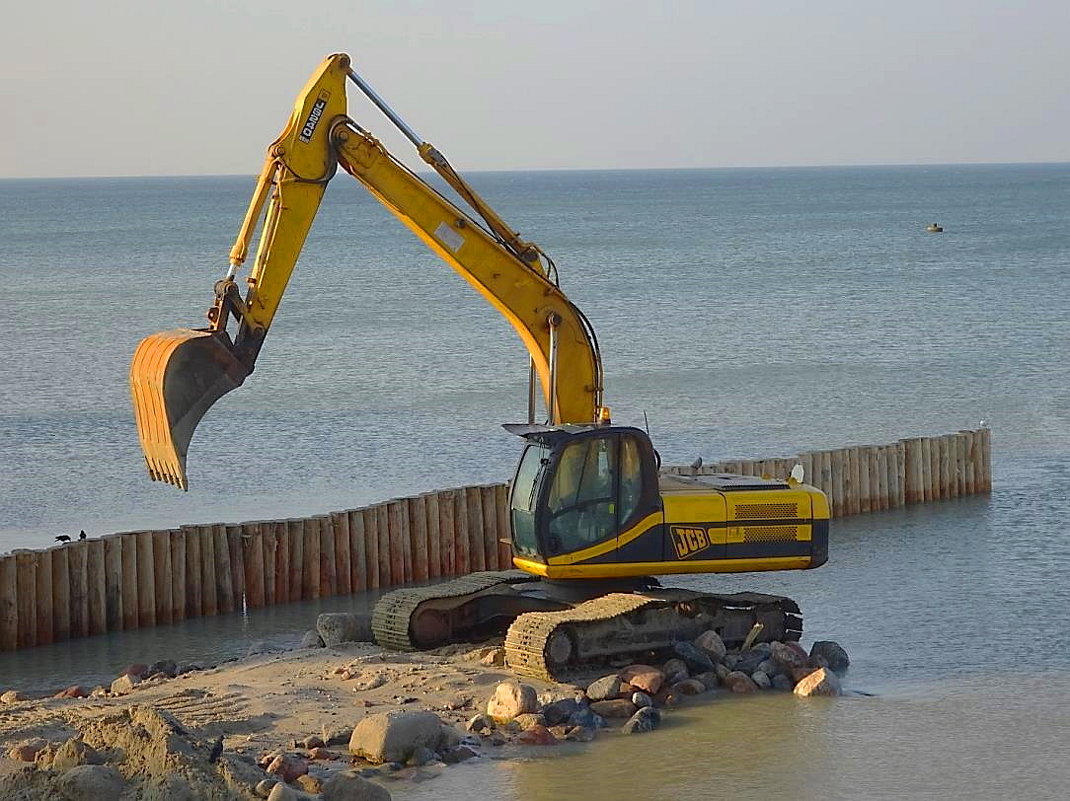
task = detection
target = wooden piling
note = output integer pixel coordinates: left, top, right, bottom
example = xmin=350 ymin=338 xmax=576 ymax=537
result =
xmin=214 ymin=525 xmax=235 ymax=614
xmin=829 ymin=449 xmax=845 ymax=517
xmin=287 ymin=519 xmax=305 ymax=602
xmin=86 ymin=538 xmax=107 ymax=636
xmin=424 ymin=493 xmax=442 ymax=580
xmin=302 ymin=516 xmax=321 ymax=600
xmin=15 ymin=551 xmax=36 ymax=649
xmin=480 ymin=485 xmax=499 ymax=570
xmin=199 ymin=525 xmax=218 ymax=617
xmin=331 ymin=511 xmax=352 ymax=596
xmin=858 ymin=447 xmax=872 ymax=514
xmin=241 ymin=523 xmax=265 ymax=609
xmin=347 ymin=509 xmax=367 ymax=593
xmin=362 ymin=507 xmax=380 ymax=590
xmin=387 ymin=501 xmax=410 ymax=585
xmin=980 ymin=427 xmax=992 ymax=493
xmin=920 ymin=437 xmax=934 ymax=503
xmin=262 ymin=522 xmax=277 ymax=607
xmin=495 ymin=483 xmax=512 ymax=570
xmin=151 ymin=531 xmax=172 ymax=626
xmin=69 ymin=540 xmax=89 ymax=639
xmin=133 ymin=532 xmax=155 ymax=628
xmin=961 ymin=431 xmax=976 ymax=496
xmin=271 ymin=521 xmax=289 ymax=605
xmin=0 ymin=555 xmax=16 ymax=651
xmin=903 ymin=439 xmax=923 ymax=505
xmin=51 ymin=546 xmax=70 ymax=642
xmin=453 ymin=489 xmax=470 ymax=577
xmin=875 ymin=446 xmax=888 ymax=511
xmin=376 ymin=504 xmax=391 ymax=586
xmin=439 ymin=489 xmax=457 ymax=576
xmin=103 ymin=535 xmax=123 ymax=631
xmin=35 ymin=549 xmax=53 ymax=646
xmin=465 ymin=486 xmax=486 ymax=573
xmin=408 ymin=496 xmax=429 ymax=583
xmin=169 ymin=530 xmax=186 ymax=622
xmin=227 ymin=525 xmax=245 ymax=609
xmin=181 ymin=525 xmax=202 ymax=619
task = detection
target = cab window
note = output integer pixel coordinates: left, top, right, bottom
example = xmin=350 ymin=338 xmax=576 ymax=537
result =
xmin=546 ymin=437 xmax=618 ymax=554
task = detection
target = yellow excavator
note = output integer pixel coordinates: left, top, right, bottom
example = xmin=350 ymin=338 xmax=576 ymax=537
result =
xmin=130 ymin=54 xmax=829 ymax=680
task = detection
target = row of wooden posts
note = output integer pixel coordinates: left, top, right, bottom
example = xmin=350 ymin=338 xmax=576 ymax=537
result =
xmin=664 ymin=427 xmax=992 ymax=517
xmin=0 ymin=429 xmax=991 ymax=653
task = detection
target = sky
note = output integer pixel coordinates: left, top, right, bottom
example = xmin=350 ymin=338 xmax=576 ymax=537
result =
xmin=2 ymin=0 xmax=1067 ymax=178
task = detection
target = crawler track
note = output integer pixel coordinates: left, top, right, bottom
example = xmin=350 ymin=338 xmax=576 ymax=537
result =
xmin=504 ymin=589 xmax=801 ymax=681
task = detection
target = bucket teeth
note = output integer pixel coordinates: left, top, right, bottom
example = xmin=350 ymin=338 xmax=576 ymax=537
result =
xmin=129 ymin=328 xmax=250 ymax=491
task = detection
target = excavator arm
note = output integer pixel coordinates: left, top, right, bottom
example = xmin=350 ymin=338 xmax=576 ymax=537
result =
xmin=130 ymin=53 xmax=604 ymax=489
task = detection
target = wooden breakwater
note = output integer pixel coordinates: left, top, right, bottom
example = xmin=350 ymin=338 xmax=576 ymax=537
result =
xmin=0 ymin=429 xmax=990 ymax=653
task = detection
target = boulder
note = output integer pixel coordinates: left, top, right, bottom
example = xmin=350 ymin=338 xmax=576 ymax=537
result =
xmin=793 ymin=667 xmax=842 ymax=697
xmin=148 ymin=659 xmax=179 ymax=678
xmin=772 ymin=674 xmax=795 ymax=691
xmin=56 ymin=765 xmax=125 ymax=801
xmin=296 ymin=775 xmax=324 ymax=794
xmin=317 ymin=613 xmax=375 ymax=647
xmin=672 ymin=641 xmax=716 ymax=674
xmin=589 ymin=699 xmax=637 ymax=718
xmin=757 ymin=659 xmax=782 ymax=678
xmin=266 ymin=784 xmax=301 ymax=801
xmin=486 ymin=680 xmax=538 ymax=723
xmin=516 ymin=724 xmax=557 ymax=746
xmin=542 ymin=697 xmax=583 ymax=726
xmin=440 ymin=743 xmax=480 ymax=763
xmin=631 ymin=691 xmax=653 ymax=708
xmin=465 ymin=713 xmax=493 ymax=734
xmin=809 ymin=641 xmax=850 ymax=675
xmin=621 ymin=706 xmax=661 ymax=734
xmin=733 ymin=649 xmax=767 ymax=675
xmin=321 ymin=770 xmax=392 ymax=801
xmin=513 ymin=713 xmax=546 ymax=730
xmin=770 ymin=641 xmax=808 ymax=671
xmin=122 ymin=663 xmax=149 ymax=678
xmin=349 ymin=711 xmax=445 ymax=764
xmin=406 ymin=746 xmax=438 ymax=766
xmin=52 ymin=738 xmax=103 ymax=772
xmin=714 ymin=663 xmax=732 ymax=681
xmin=723 ymin=671 xmax=759 ymax=694
xmin=586 ymin=674 xmax=622 ymax=702
xmin=618 ymin=665 xmax=665 ymax=695
xmin=537 ymin=685 xmax=585 ymax=706
xmin=693 ymin=671 xmax=720 ymax=691
xmin=300 ymin=630 xmax=325 ymax=649
xmin=299 ymin=735 xmax=325 ymax=750
xmin=671 ymin=679 xmax=706 ymax=695
xmin=751 ymin=671 xmax=772 ymax=690
xmin=254 ymin=779 xmax=278 ymax=798
xmin=567 ymin=707 xmax=606 ymax=729
xmin=265 ymin=754 xmax=309 ymax=783
xmin=566 ymin=726 xmax=597 ymax=742
xmin=661 ymin=658 xmax=690 ymax=683
xmin=0 ymin=690 xmax=24 ymax=704
xmin=54 ymin=685 xmax=88 ymax=699
xmin=110 ymin=673 xmax=140 ymax=695
xmin=693 ymin=630 xmax=727 ymax=662
xmin=322 ymin=726 xmax=354 ymax=747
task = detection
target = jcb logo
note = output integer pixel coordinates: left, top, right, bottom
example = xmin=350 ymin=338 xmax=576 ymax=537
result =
xmin=670 ymin=526 xmax=710 ymax=559
xmin=298 ymin=94 xmax=329 ymax=143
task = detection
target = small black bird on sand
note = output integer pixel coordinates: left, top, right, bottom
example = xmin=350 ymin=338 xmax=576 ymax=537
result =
xmin=55 ymin=535 xmax=71 ymax=543
xmin=79 ymin=530 xmax=87 ymax=540
xmin=208 ymin=735 xmax=224 ymax=763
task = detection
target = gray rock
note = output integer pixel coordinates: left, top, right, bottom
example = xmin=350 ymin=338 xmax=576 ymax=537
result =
xmin=772 ymin=674 xmax=795 ymax=691
xmin=585 ymin=674 xmax=622 ymax=702
xmin=300 ymin=629 xmax=325 ymax=649
xmin=349 ymin=711 xmax=445 ymax=764
xmin=465 ymin=713 xmax=493 ymax=733
xmin=110 ymin=673 xmax=140 ymax=695
xmin=661 ymin=658 xmax=690 ymax=682
xmin=322 ymin=725 xmax=354 ymax=746
xmin=317 ymin=612 xmax=375 ymax=647
xmin=254 ymin=779 xmax=278 ymax=798
xmin=440 ymin=744 xmax=479 ymax=764
xmin=266 ymin=783 xmax=301 ymax=801
xmin=621 ymin=706 xmax=661 ymax=734
xmin=723 ymin=654 xmax=739 ymax=670
xmin=770 ymin=641 xmax=810 ymax=671
xmin=407 ymin=745 xmax=438 ymax=766
xmin=809 ymin=641 xmax=850 ymax=675
xmin=567 ymin=707 xmax=606 ymax=729
xmin=693 ymin=671 xmax=720 ymax=691
xmin=56 ymin=765 xmax=125 ymax=801
xmin=565 ymin=725 xmax=597 ymax=742
xmin=148 ymin=659 xmax=178 ymax=678
xmin=693 ymin=629 xmax=727 ymax=662
xmin=757 ymin=658 xmax=782 ymax=678
xmin=631 ymin=691 xmax=653 ymax=708
xmin=733 ymin=649 xmax=767 ymax=675
xmin=751 ymin=670 xmax=772 ymax=690
xmin=542 ymin=697 xmax=583 ymax=726
xmin=672 ymin=641 xmax=715 ymax=673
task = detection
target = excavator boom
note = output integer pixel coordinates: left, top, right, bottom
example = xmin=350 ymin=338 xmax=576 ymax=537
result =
xmin=130 ymin=53 xmax=603 ymax=489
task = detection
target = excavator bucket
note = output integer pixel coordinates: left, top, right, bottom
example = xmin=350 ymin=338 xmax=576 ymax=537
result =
xmin=129 ymin=329 xmax=252 ymax=490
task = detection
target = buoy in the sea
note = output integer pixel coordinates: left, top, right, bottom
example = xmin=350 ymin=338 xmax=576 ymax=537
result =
xmin=926 ymin=223 xmax=943 ymax=233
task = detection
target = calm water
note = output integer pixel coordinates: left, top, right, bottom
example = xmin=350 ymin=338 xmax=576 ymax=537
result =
xmin=2 ymin=165 xmax=1070 ymax=798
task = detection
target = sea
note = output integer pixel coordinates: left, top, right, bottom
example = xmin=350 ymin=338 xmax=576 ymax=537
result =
xmin=1 ymin=164 xmax=1069 ymax=799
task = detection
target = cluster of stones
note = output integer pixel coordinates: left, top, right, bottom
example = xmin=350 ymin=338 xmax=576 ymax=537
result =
xmin=464 ymin=633 xmax=849 ymax=747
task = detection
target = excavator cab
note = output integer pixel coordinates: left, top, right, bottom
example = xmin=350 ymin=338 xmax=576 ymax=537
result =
xmin=507 ymin=425 xmax=662 ymax=566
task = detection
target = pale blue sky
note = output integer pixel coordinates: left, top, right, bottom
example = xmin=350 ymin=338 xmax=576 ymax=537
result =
xmin=2 ymin=0 xmax=1067 ymax=178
